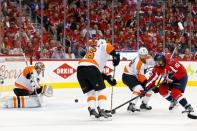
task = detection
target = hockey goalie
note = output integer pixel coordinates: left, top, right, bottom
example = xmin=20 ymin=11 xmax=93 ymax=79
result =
xmin=2 ymin=62 xmax=53 ymax=108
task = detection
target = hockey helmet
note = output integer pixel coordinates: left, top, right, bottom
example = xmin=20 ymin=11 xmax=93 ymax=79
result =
xmin=138 ymin=47 xmax=148 ymax=59
xmin=87 ymin=39 xmax=97 ymax=46
xmin=154 ymin=53 xmax=166 ymax=67
xmin=97 ymin=39 xmax=106 ymax=46
xmin=35 ymin=62 xmax=45 ymax=74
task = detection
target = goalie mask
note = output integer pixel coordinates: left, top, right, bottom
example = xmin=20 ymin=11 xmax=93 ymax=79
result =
xmin=35 ymin=62 xmax=45 ymax=75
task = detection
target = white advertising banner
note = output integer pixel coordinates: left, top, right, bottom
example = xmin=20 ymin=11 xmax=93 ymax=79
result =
xmin=0 ymin=60 xmax=197 ymax=91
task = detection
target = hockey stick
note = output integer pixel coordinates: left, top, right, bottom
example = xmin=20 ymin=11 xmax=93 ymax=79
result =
xmin=22 ymin=53 xmax=42 ymax=107
xmin=169 ymin=22 xmax=184 ymax=60
xmin=108 ymin=82 xmax=163 ymax=114
xmin=170 ymin=46 xmax=177 ymax=60
xmin=110 ymin=66 xmax=116 ymax=110
xmin=187 ymin=113 xmax=197 ymax=119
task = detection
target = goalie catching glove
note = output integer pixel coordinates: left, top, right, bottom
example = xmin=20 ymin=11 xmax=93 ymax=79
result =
xmin=102 ymin=73 xmax=117 ymax=86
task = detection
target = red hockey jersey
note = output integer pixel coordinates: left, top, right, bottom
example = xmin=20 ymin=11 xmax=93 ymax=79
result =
xmin=146 ymin=58 xmax=187 ymax=88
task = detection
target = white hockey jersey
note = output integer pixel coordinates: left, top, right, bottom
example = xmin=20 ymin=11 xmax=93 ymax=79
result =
xmin=78 ymin=39 xmax=114 ymax=72
xmin=123 ymin=55 xmax=155 ymax=83
xmin=15 ymin=66 xmax=41 ymax=93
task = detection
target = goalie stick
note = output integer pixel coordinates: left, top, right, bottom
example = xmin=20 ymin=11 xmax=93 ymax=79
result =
xmin=22 ymin=53 xmax=42 ymax=107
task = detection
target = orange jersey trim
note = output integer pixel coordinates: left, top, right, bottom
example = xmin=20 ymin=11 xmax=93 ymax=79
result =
xmin=136 ymin=59 xmax=143 ymax=73
xmin=106 ymin=43 xmax=114 ymax=54
xmin=124 ymin=66 xmax=129 ymax=73
xmin=87 ymin=96 xmax=96 ymax=102
xmin=15 ymin=82 xmax=33 ymax=93
xmin=136 ymin=59 xmax=147 ymax=83
xmin=145 ymin=93 xmax=152 ymax=97
xmin=13 ymin=96 xmax=17 ymax=108
xmin=133 ymin=91 xmax=142 ymax=96
xmin=21 ymin=96 xmax=25 ymax=108
xmin=23 ymin=66 xmax=34 ymax=77
xmin=137 ymin=74 xmax=147 ymax=83
xmin=79 ymin=59 xmax=99 ymax=67
xmin=98 ymin=95 xmax=107 ymax=101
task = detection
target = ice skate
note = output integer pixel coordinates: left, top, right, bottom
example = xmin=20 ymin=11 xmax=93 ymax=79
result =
xmin=88 ymin=107 xmax=100 ymax=119
xmin=97 ymin=107 xmax=112 ymax=120
xmin=140 ymin=102 xmax=152 ymax=110
xmin=169 ymin=99 xmax=178 ymax=111
xmin=182 ymin=104 xmax=194 ymax=114
xmin=127 ymin=103 xmax=140 ymax=112
xmin=182 ymin=104 xmax=197 ymax=119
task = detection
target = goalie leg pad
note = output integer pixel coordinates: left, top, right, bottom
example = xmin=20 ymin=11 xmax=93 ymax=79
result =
xmin=6 ymin=95 xmax=43 ymax=108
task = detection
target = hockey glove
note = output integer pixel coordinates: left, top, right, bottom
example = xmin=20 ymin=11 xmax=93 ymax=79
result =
xmin=26 ymin=73 xmax=33 ymax=79
xmin=152 ymin=87 xmax=159 ymax=93
xmin=102 ymin=73 xmax=117 ymax=86
xmin=165 ymin=72 xmax=175 ymax=84
xmin=30 ymin=80 xmax=36 ymax=88
xmin=110 ymin=50 xmax=120 ymax=66
xmin=113 ymin=53 xmax=120 ymax=66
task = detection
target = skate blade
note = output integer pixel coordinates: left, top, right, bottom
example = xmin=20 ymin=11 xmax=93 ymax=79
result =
xmin=169 ymin=105 xmax=179 ymax=112
xmin=140 ymin=109 xmax=151 ymax=112
xmin=90 ymin=115 xmax=100 ymax=121
xmin=127 ymin=110 xmax=140 ymax=114
xmin=188 ymin=113 xmax=197 ymax=119
xmin=99 ymin=116 xmax=112 ymax=121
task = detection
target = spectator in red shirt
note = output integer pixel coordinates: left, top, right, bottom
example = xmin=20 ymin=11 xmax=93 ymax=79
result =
xmin=193 ymin=53 xmax=197 ymax=61
xmin=182 ymin=48 xmax=193 ymax=61
xmin=173 ymin=50 xmax=182 ymax=61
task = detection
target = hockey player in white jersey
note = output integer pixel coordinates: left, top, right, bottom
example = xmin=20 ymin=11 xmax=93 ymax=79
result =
xmin=122 ymin=47 xmax=155 ymax=112
xmin=4 ymin=62 xmax=53 ymax=108
xmin=77 ymin=38 xmax=120 ymax=119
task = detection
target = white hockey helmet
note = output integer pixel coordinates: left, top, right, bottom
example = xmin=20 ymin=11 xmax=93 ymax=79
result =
xmin=97 ymin=39 xmax=106 ymax=46
xmin=138 ymin=47 xmax=148 ymax=57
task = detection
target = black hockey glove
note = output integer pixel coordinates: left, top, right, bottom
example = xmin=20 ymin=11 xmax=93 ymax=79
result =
xmin=152 ymin=87 xmax=159 ymax=93
xmin=26 ymin=73 xmax=33 ymax=79
xmin=110 ymin=50 xmax=120 ymax=66
xmin=79 ymin=49 xmax=87 ymax=57
xmin=102 ymin=73 xmax=117 ymax=86
xmin=165 ymin=72 xmax=175 ymax=84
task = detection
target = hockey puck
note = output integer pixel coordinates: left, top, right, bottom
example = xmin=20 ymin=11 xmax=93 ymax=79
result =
xmin=75 ymin=99 xmax=78 ymax=103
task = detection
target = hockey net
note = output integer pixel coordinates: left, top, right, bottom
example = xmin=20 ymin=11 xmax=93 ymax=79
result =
xmin=0 ymin=54 xmax=32 ymax=99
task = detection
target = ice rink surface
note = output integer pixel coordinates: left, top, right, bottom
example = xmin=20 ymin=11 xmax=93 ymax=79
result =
xmin=0 ymin=87 xmax=197 ymax=131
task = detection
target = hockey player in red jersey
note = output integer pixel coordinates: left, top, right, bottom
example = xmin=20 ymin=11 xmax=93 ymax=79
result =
xmin=146 ymin=53 xmax=196 ymax=119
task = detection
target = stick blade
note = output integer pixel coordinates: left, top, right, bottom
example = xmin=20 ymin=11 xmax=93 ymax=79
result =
xmin=105 ymin=110 xmax=116 ymax=114
xmin=188 ymin=113 xmax=197 ymax=119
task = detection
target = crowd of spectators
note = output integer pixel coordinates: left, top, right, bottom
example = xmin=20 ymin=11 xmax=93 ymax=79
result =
xmin=0 ymin=0 xmax=197 ymax=60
